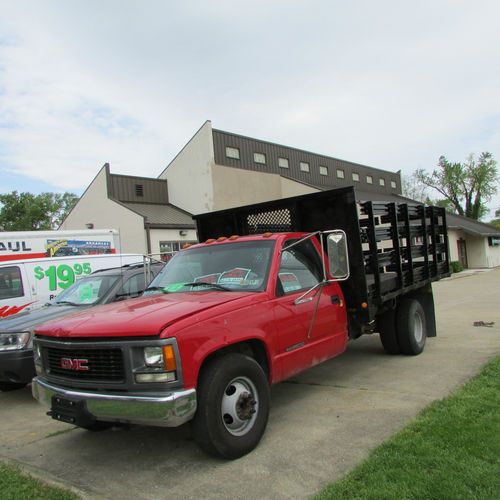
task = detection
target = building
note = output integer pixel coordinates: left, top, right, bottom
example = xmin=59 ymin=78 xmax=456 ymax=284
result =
xmin=60 ymin=166 xmax=196 ymax=256
xmin=62 ymin=120 xmax=500 ymax=267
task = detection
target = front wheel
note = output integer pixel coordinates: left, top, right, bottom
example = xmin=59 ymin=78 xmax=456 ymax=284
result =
xmin=192 ymin=353 xmax=270 ymax=459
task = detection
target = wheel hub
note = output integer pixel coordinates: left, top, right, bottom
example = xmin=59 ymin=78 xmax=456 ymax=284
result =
xmin=221 ymin=376 xmax=259 ymax=436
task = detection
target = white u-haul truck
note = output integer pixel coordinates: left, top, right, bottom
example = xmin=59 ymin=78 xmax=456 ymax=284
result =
xmin=0 ymin=229 xmax=120 ymax=262
xmin=0 ymin=254 xmax=144 ymax=318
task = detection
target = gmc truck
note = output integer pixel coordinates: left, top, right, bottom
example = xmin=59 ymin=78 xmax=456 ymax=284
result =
xmin=32 ymin=188 xmax=449 ymax=459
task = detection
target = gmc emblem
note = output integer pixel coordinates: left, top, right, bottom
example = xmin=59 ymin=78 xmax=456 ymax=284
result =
xmin=60 ymin=358 xmax=89 ymax=371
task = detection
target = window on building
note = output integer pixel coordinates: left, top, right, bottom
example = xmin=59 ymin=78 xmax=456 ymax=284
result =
xmin=225 ymin=146 xmax=240 ymax=160
xmin=319 ymin=166 xmax=328 ymax=176
xmin=336 ymin=169 xmax=345 ymax=179
xmin=379 ymin=178 xmax=386 ymax=187
xmin=135 ymin=184 xmax=144 ymax=197
xmin=391 ymin=180 xmax=397 ymax=189
xmin=352 ymin=172 xmax=360 ymax=182
xmin=278 ymin=157 xmax=289 ymax=169
xmin=159 ymin=241 xmax=196 ymax=262
xmin=366 ymin=175 xmax=373 ymax=184
xmin=254 ymin=152 xmax=266 ymax=164
xmin=300 ymin=161 xmax=310 ymax=173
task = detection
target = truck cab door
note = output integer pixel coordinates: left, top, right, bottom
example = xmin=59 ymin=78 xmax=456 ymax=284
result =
xmin=0 ymin=264 xmax=33 ymax=318
xmin=271 ymin=238 xmax=347 ymax=381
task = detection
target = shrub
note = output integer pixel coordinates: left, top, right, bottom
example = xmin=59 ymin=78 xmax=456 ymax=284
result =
xmin=450 ymin=261 xmax=464 ymax=273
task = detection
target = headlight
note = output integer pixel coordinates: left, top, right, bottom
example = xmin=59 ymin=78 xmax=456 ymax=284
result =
xmin=0 ymin=332 xmax=31 ymax=351
xmin=137 ymin=344 xmax=178 ymax=383
xmin=144 ymin=346 xmax=164 ymax=366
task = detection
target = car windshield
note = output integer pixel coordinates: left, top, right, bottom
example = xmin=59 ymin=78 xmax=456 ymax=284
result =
xmin=54 ymin=275 xmax=120 ymax=306
xmin=147 ymin=240 xmax=275 ymax=293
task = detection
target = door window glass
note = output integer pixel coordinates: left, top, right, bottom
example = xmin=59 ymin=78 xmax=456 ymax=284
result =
xmin=278 ymin=240 xmax=322 ymax=294
xmin=0 ymin=266 xmax=24 ymax=300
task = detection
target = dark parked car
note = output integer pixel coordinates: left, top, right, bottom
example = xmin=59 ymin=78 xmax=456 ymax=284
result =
xmin=0 ymin=262 xmax=164 ymax=391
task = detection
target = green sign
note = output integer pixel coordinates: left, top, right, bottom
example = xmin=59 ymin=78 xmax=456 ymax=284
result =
xmin=34 ymin=262 xmax=92 ymax=291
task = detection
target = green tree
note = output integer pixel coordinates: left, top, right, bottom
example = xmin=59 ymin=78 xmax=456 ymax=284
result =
xmin=416 ymin=152 xmax=498 ymax=220
xmin=489 ymin=207 xmax=500 ymax=228
xmin=0 ymin=192 xmax=78 ymax=231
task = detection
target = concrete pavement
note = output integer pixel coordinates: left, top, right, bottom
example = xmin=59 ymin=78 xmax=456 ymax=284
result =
xmin=1 ymin=268 xmax=499 ymax=499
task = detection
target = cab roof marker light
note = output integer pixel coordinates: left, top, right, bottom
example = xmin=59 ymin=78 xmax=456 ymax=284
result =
xmin=217 ymin=236 xmax=227 ymax=242
xmin=229 ymin=235 xmax=239 ymax=240
xmin=263 ymin=232 xmax=273 ymax=238
xmin=182 ymin=243 xmax=192 ymax=249
xmin=205 ymin=238 xmax=216 ymax=244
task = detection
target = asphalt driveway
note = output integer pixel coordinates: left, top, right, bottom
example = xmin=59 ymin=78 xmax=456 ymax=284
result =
xmin=1 ymin=269 xmax=499 ymax=499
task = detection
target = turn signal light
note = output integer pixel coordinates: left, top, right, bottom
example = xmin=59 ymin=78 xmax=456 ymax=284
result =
xmin=361 ymin=302 xmax=368 ymax=309
xmin=163 ymin=345 xmax=177 ymax=372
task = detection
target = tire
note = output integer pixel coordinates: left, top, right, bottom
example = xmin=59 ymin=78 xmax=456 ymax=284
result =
xmin=378 ymin=308 xmax=400 ymax=354
xmin=396 ymin=298 xmax=427 ymax=355
xmin=192 ymin=353 xmax=270 ymax=459
xmin=0 ymin=381 xmax=27 ymax=392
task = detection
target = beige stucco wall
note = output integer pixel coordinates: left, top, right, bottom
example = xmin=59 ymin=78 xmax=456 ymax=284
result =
xmin=212 ymin=164 xmax=321 ymax=211
xmin=485 ymin=243 xmax=500 ymax=267
xmin=447 ymin=229 xmax=461 ymax=262
xmin=447 ymin=228 xmax=499 ymax=268
xmin=148 ymin=228 xmax=198 ymax=256
xmin=61 ymin=166 xmax=148 ymax=254
xmin=159 ymin=121 xmax=215 ymax=215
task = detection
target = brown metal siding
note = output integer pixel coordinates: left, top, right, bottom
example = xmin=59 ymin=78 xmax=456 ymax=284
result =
xmin=109 ymin=175 xmax=169 ymax=204
xmin=212 ymin=129 xmax=401 ymax=195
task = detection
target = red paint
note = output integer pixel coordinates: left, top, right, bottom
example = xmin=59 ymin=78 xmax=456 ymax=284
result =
xmin=0 ymin=253 xmax=46 ymax=262
xmin=35 ymin=233 xmax=348 ymax=389
xmin=0 ymin=302 xmax=33 ymax=318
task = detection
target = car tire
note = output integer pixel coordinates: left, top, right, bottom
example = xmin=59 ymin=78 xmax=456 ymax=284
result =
xmin=192 ymin=353 xmax=270 ymax=459
xmin=396 ymin=298 xmax=427 ymax=355
xmin=378 ymin=308 xmax=400 ymax=354
xmin=0 ymin=381 xmax=27 ymax=392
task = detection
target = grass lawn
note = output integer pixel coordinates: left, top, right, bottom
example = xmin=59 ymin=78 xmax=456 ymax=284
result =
xmin=317 ymin=356 xmax=500 ymax=500
xmin=0 ymin=462 xmax=78 ymax=500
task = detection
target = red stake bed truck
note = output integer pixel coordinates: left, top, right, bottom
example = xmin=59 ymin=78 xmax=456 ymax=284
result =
xmin=32 ymin=188 xmax=449 ymax=458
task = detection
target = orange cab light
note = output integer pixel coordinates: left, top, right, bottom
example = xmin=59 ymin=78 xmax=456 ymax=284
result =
xmin=205 ymin=238 xmax=216 ymax=244
xmin=163 ymin=345 xmax=177 ymax=372
xmin=182 ymin=243 xmax=192 ymax=249
xmin=361 ymin=302 xmax=368 ymax=309
xmin=217 ymin=236 xmax=227 ymax=242
xmin=262 ymin=232 xmax=273 ymax=238
xmin=229 ymin=235 xmax=239 ymax=240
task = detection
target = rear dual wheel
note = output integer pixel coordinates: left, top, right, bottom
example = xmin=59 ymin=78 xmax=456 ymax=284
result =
xmin=379 ymin=298 xmax=427 ymax=356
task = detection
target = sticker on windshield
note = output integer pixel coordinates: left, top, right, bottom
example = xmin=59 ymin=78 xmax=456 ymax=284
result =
xmin=79 ymin=283 xmax=95 ymax=303
xmin=163 ymin=282 xmax=186 ymax=292
xmin=278 ymin=272 xmax=301 ymax=293
xmin=218 ymin=268 xmax=251 ymax=286
xmin=194 ymin=273 xmax=221 ymax=284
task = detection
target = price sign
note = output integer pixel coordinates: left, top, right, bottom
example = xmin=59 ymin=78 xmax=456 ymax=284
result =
xmin=34 ymin=262 xmax=92 ymax=291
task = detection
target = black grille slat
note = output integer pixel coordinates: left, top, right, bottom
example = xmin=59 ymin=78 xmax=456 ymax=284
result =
xmin=46 ymin=347 xmax=124 ymax=381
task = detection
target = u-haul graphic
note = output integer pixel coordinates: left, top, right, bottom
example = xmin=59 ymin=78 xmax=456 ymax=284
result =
xmin=0 ymin=229 xmax=119 ymax=262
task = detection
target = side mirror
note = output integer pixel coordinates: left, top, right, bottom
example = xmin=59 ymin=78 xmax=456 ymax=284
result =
xmin=326 ymin=230 xmax=349 ymax=280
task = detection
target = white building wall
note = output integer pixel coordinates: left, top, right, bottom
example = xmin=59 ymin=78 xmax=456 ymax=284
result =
xmin=447 ymin=229 xmax=461 ymax=262
xmin=280 ymin=177 xmax=319 ymax=197
xmin=61 ymin=166 xmax=148 ymax=254
xmin=159 ymin=121 xmax=215 ymax=215
xmin=466 ymin=236 xmax=487 ymax=268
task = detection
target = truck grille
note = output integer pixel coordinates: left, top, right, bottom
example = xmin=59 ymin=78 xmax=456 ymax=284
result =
xmin=46 ymin=347 xmax=125 ymax=382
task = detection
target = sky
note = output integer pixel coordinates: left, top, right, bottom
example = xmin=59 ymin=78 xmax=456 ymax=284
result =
xmin=0 ymin=0 xmax=499 ymax=218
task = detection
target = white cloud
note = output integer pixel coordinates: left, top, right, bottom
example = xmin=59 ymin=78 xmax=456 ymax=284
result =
xmin=0 ymin=0 xmax=499 ymax=212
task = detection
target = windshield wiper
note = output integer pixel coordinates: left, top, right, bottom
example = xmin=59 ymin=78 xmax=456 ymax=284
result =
xmin=183 ymin=282 xmax=232 ymax=291
xmin=55 ymin=300 xmax=84 ymax=306
xmin=144 ymin=286 xmax=168 ymax=293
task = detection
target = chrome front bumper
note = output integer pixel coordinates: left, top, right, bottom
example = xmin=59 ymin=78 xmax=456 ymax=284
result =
xmin=32 ymin=377 xmax=197 ymax=427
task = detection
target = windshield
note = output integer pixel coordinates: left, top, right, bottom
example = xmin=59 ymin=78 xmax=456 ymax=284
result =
xmin=147 ymin=240 xmax=275 ymax=293
xmin=54 ymin=275 xmax=120 ymax=305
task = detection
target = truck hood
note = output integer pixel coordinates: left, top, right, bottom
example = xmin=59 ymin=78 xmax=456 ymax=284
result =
xmin=34 ymin=291 xmax=257 ymax=338
xmin=0 ymin=304 xmax=92 ymax=333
